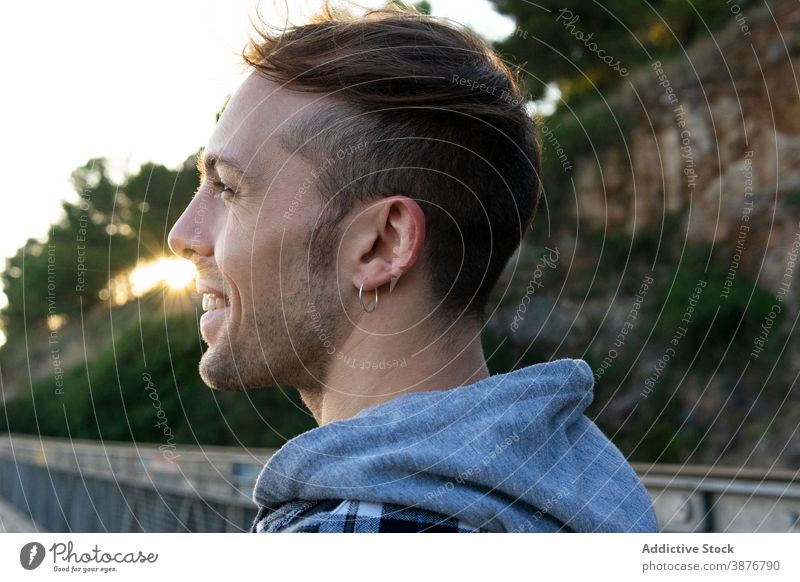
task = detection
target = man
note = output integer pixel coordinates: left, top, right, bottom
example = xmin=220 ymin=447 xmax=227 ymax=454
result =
xmin=167 ymin=5 xmax=659 ymax=533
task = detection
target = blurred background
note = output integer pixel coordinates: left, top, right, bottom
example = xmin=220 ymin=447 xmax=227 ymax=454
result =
xmin=1 ymin=0 xmax=798 ymax=533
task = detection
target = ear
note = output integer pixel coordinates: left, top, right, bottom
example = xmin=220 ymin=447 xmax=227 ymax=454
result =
xmin=349 ymin=196 xmax=425 ymax=293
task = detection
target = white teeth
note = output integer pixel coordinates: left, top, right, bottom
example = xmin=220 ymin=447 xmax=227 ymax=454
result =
xmin=202 ymin=293 xmax=227 ymax=312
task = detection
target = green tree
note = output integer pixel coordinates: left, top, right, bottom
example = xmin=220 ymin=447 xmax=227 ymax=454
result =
xmin=1 ymin=155 xmax=197 ymax=341
xmin=492 ymin=0 xmax=761 ymax=102
xmin=0 ymin=310 xmax=315 ymax=447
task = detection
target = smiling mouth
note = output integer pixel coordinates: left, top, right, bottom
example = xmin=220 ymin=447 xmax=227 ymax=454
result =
xmin=201 ymin=292 xmax=229 ymax=312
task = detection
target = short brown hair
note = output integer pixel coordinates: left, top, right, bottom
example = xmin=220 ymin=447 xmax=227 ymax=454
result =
xmin=243 ymin=4 xmax=541 ymax=323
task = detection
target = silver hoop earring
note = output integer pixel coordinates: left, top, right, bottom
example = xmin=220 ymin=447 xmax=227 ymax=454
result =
xmin=359 ymin=279 xmax=378 ymax=313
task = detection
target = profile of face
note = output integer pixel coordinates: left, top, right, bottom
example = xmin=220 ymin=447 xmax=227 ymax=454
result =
xmin=168 ymin=73 xmax=348 ymax=393
xmin=169 ymin=68 xmax=429 ymax=401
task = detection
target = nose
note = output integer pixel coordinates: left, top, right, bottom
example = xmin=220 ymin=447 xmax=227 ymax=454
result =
xmin=168 ymin=193 xmax=215 ymax=260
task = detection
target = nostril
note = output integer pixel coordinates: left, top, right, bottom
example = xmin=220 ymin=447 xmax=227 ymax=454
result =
xmin=178 ymin=247 xmax=195 ymax=260
xmin=168 ymin=227 xmax=195 ymax=261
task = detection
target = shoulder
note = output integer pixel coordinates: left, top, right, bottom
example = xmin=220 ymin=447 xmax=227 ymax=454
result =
xmin=251 ymin=499 xmax=485 ymax=533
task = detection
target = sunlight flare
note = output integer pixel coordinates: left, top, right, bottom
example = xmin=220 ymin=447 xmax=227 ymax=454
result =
xmin=105 ymin=257 xmax=196 ymax=305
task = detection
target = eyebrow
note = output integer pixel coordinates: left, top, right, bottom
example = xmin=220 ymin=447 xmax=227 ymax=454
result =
xmin=196 ymin=149 xmax=256 ymax=188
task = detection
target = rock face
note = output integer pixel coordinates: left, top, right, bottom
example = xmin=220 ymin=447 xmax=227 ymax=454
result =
xmin=574 ymin=0 xmax=800 ymax=293
xmin=493 ymin=0 xmax=800 ymax=470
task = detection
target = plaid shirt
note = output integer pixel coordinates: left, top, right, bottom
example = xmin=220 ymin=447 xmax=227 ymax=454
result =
xmin=250 ymin=499 xmax=486 ymax=533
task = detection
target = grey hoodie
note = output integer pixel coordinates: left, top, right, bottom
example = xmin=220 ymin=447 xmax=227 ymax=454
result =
xmin=252 ymin=358 xmax=659 ymax=532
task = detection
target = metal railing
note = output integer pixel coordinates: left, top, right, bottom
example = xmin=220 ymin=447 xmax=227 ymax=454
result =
xmin=1 ymin=434 xmax=799 ymax=532
xmin=0 ymin=433 xmax=272 ymax=532
xmin=632 ymin=462 xmax=800 ymax=532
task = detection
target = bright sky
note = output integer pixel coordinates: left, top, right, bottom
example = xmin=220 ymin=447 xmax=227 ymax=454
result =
xmin=1 ymin=0 xmax=515 ymax=274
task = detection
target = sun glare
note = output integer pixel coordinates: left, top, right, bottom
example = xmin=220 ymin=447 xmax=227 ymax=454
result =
xmin=130 ymin=257 xmax=197 ymax=294
xmin=104 ymin=257 xmax=196 ymax=306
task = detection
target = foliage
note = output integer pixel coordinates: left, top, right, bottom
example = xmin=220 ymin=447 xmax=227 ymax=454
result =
xmin=390 ymin=0 xmax=431 ymax=14
xmin=649 ymin=244 xmax=780 ymax=367
xmin=584 ymin=240 xmax=785 ymax=463
xmin=492 ymin=0 xmax=762 ymax=102
xmin=0 ymin=308 xmax=315 ymax=448
xmin=1 ymin=156 xmax=197 ymax=340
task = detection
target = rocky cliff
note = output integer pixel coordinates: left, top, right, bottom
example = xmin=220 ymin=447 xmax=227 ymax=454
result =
xmin=492 ymin=0 xmax=800 ymax=469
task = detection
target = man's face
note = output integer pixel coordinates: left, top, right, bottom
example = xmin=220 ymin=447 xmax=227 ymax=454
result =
xmin=168 ymin=73 xmax=345 ymax=392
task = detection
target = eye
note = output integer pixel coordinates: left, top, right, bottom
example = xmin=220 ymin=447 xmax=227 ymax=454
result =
xmin=212 ymin=181 xmax=235 ymax=204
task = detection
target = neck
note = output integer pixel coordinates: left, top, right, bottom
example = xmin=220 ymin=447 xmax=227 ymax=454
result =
xmin=298 ymin=319 xmax=490 ymax=425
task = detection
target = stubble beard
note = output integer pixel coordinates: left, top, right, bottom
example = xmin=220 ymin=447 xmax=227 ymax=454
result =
xmin=198 ymin=249 xmax=348 ymax=395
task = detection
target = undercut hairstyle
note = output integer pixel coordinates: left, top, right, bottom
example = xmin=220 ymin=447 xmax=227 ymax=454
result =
xmin=243 ymin=3 xmax=542 ymax=324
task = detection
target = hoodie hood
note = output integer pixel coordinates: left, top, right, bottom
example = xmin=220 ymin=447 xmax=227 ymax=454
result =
xmin=252 ymin=358 xmax=658 ymax=532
